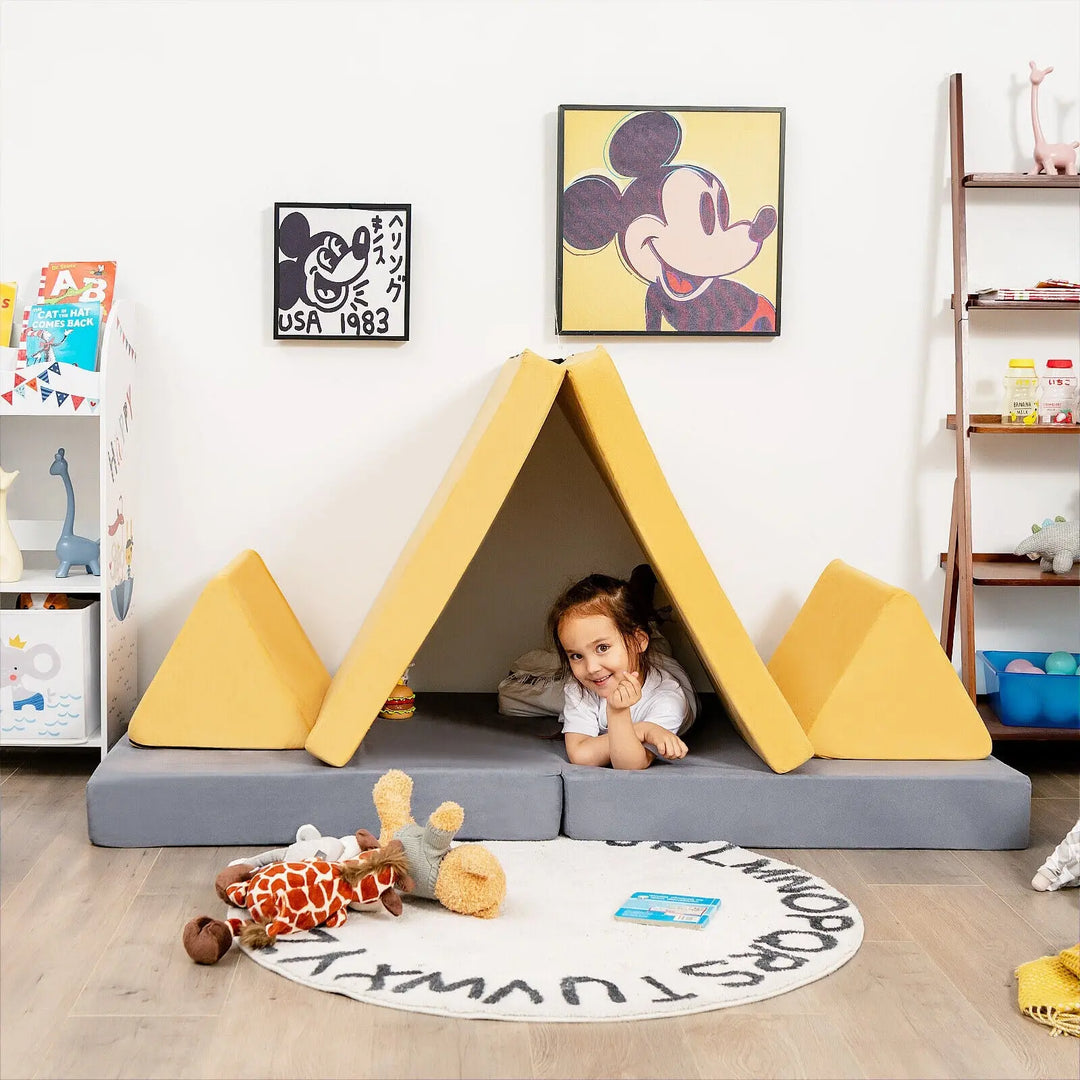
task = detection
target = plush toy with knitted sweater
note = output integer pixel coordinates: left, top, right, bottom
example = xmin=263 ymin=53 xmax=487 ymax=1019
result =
xmin=182 ymin=838 xmax=412 ymax=964
xmin=372 ymin=769 xmax=506 ymax=919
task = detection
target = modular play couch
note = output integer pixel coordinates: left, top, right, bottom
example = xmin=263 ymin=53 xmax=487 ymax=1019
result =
xmin=86 ymin=349 xmax=1030 ymax=850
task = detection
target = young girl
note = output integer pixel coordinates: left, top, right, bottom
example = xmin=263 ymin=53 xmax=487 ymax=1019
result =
xmin=547 ymin=573 xmax=697 ymax=770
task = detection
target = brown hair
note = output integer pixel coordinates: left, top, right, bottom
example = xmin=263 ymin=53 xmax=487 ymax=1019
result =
xmin=547 ymin=573 xmax=655 ymax=682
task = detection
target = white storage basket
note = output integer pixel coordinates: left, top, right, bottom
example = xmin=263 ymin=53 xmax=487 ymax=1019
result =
xmin=1 ymin=598 xmax=100 ymax=741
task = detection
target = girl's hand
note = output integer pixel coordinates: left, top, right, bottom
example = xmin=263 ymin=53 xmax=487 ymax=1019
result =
xmin=636 ymin=722 xmax=688 ymax=759
xmin=608 ymin=671 xmax=642 ymax=711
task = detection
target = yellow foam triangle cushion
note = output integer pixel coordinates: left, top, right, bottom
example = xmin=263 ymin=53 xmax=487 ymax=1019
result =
xmin=305 ymin=351 xmax=566 ymax=766
xmin=128 ymin=550 xmax=329 ymax=749
xmin=768 ymin=560 xmax=992 ymax=759
xmin=561 ymin=347 xmax=813 ymax=774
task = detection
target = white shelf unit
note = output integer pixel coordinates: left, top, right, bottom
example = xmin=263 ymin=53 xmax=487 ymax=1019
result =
xmin=0 ymin=302 xmax=138 ymax=759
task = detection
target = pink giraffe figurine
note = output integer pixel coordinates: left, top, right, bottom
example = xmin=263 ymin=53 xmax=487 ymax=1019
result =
xmin=1027 ymin=61 xmax=1079 ymax=176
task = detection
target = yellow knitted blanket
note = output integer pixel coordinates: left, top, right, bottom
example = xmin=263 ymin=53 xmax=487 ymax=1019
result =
xmin=1016 ymin=944 xmax=1080 ymax=1037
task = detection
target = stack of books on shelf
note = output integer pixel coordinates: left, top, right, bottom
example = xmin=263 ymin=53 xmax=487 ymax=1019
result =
xmin=1 ymin=261 xmax=116 ymax=414
xmin=980 ymin=279 xmax=1080 ymax=303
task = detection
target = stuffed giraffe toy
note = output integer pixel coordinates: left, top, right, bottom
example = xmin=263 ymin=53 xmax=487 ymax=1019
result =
xmin=182 ymin=831 xmax=412 ymax=964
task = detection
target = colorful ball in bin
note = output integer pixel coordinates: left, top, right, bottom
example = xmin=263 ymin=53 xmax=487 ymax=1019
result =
xmin=1044 ymin=651 xmax=1078 ymax=676
xmin=1005 ymin=658 xmax=1044 ymax=673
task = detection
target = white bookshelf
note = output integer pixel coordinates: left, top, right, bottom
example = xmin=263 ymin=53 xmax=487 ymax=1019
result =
xmin=0 ymin=302 xmax=138 ymax=759
xmin=2 ymin=566 xmax=103 ymax=594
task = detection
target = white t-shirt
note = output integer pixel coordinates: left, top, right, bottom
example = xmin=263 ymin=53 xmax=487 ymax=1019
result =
xmin=559 ymin=654 xmax=698 ymax=739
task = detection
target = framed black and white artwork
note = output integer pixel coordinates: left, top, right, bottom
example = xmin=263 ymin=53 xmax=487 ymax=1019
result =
xmin=274 ymin=202 xmax=411 ymax=340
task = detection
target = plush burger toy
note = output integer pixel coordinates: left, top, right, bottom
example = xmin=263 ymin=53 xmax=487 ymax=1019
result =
xmin=379 ymin=679 xmax=416 ymax=720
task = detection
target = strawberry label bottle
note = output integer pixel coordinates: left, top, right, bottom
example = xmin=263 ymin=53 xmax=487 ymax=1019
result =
xmin=1038 ymin=358 xmax=1077 ymax=425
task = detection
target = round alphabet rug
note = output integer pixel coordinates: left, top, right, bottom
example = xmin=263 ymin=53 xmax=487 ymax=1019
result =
xmin=236 ymin=838 xmax=863 ymax=1022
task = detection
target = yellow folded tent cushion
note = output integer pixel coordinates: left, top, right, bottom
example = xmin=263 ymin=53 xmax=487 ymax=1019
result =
xmin=306 ymin=346 xmax=814 ymax=773
xmin=559 ymin=349 xmax=814 ymax=774
xmin=305 ymin=351 xmax=566 ymax=766
xmin=767 ymin=559 xmax=992 ymax=760
xmin=128 ymin=550 xmax=330 ymax=749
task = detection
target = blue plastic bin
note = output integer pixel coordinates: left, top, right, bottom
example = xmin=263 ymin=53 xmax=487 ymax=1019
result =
xmin=977 ymin=651 xmax=1080 ymax=728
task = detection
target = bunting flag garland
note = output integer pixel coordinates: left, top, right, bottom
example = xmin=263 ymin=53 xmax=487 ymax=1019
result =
xmin=1 ymin=374 xmax=100 ymax=413
xmin=2 ymin=346 xmax=105 ymax=414
xmin=117 ymin=323 xmax=136 ymax=361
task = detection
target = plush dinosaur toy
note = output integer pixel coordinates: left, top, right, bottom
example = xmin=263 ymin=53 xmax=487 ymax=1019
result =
xmin=372 ymin=769 xmax=506 ymax=919
xmin=182 ymin=837 xmax=412 ymax=964
xmin=1014 ymin=516 xmax=1080 ymax=574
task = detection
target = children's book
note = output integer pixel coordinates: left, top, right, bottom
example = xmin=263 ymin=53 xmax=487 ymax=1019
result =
xmin=613 ymin=892 xmax=721 ymax=930
xmin=37 ymin=261 xmax=117 ymax=321
xmin=0 ymin=282 xmax=16 ymax=347
xmin=24 ymin=302 xmax=103 ymax=371
xmin=17 ymin=262 xmax=117 ymax=365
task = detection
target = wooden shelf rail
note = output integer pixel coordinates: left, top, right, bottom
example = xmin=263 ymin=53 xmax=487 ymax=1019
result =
xmin=938 ymin=552 xmax=1080 ymax=587
xmin=946 ymin=413 xmax=1080 ymax=434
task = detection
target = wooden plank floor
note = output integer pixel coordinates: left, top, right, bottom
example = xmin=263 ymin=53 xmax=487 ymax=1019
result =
xmin=1 ymin=744 xmax=1077 ymax=1080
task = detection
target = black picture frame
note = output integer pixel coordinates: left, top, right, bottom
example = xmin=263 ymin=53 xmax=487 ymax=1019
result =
xmin=556 ymin=105 xmax=785 ymax=337
xmin=274 ymin=202 xmax=411 ymax=341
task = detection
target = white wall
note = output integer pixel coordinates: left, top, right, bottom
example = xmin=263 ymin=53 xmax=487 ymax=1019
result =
xmin=1 ymin=0 xmax=1077 ymax=694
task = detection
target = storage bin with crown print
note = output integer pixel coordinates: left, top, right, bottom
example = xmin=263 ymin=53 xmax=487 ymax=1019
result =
xmin=0 ymin=597 xmax=100 ymax=743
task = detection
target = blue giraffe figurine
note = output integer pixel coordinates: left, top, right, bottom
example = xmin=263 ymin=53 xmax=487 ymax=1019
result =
xmin=49 ymin=448 xmax=100 ymax=578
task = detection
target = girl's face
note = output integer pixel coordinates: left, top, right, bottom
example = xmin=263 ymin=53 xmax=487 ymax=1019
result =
xmin=558 ymin=612 xmax=648 ymax=700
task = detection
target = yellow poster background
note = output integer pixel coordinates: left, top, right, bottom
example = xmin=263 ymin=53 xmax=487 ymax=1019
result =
xmin=559 ymin=109 xmax=782 ymax=333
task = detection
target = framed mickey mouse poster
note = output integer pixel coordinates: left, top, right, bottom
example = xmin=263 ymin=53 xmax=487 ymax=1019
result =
xmin=274 ymin=202 xmax=411 ymax=340
xmin=556 ymin=106 xmax=784 ymax=337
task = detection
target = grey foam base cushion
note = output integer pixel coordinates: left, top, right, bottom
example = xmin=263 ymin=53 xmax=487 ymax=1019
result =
xmin=86 ymin=693 xmax=1030 ymax=849
xmin=88 ymin=697 xmax=567 ymax=848
xmin=561 ymin=705 xmax=1031 ymax=848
